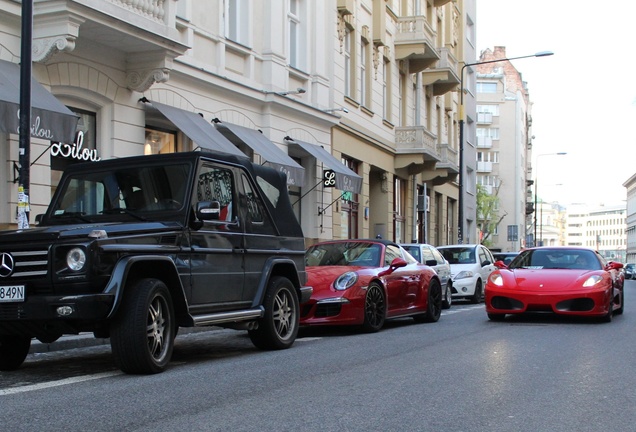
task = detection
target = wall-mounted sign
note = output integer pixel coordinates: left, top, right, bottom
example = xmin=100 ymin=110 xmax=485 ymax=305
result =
xmin=51 ymin=131 xmax=100 ymax=162
xmin=323 ymin=169 xmax=336 ymax=188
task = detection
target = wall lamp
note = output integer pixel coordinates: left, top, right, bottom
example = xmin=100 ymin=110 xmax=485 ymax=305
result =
xmin=277 ymin=87 xmax=306 ymax=96
xmin=324 ymin=107 xmax=349 ymax=114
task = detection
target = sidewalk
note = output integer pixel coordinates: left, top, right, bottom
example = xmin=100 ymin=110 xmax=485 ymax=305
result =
xmin=29 ymin=327 xmax=218 ymax=354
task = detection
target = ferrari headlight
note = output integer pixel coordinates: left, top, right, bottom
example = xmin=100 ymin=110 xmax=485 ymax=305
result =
xmin=66 ymin=247 xmax=86 ymax=271
xmin=455 ymin=270 xmax=474 ymax=280
xmin=334 ymin=271 xmax=358 ymax=290
xmin=489 ymin=273 xmax=504 ymax=287
xmin=582 ymin=275 xmax=603 ymax=287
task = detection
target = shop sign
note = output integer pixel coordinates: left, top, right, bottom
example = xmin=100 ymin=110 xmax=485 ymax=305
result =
xmin=51 ymin=131 xmax=100 ymax=162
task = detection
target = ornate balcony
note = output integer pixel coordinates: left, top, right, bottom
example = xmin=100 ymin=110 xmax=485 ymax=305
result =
xmin=395 ymin=126 xmax=439 ymax=174
xmin=421 ymin=47 xmax=460 ymax=95
xmin=32 ymin=0 xmax=189 ymax=92
xmin=394 ymin=16 xmax=439 ymax=74
xmin=424 ymin=143 xmax=458 ymax=185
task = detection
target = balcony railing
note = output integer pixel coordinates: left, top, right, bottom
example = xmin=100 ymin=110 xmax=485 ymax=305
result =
xmin=477 ymin=112 xmax=493 ymax=124
xmin=477 ymin=136 xmax=493 ymax=148
xmin=394 ymin=16 xmax=439 ymax=73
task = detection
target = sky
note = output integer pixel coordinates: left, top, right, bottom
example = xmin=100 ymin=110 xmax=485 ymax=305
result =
xmin=476 ymin=0 xmax=636 ymax=208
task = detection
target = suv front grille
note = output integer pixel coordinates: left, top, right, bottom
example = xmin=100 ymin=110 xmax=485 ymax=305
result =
xmin=2 ymin=250 xmax=49 ymax=279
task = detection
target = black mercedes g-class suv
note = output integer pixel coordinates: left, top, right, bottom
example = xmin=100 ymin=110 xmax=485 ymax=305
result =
xmin=0 ymin=151 xmax=310 ymax=374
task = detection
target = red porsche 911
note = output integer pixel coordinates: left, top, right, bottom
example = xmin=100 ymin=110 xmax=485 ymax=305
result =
xmin=301 ymin=239 xmax=442 ymax=332
xmin=485 ymin=247 xmax=624 ymax=322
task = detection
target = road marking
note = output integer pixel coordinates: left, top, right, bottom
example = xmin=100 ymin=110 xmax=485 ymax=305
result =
xmin=442 ymin=304 xmax=484 ymax=315
xmin=0 ymin=371 xmax=121 ymax=396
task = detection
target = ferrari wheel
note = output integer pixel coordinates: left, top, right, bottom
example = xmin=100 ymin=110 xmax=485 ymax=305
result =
xmin=616 ymin=287 xmax=624 ymax=315
xmin=442 ymin=282 xmax=452 ymax=309
xmin=0 ymin=335 xmax=31 ymax=371
xmin=601 ymin=294 xmax=613 ymax=323
xmin=414 ymin=278 xmax=442 ymax=323
xmin=470 ymin=280 xmax=482 ymax=304
xmin=362 ymin=282 xmax=386 ymax=332
xmin=487 ymin=313 xmax=506 ymax=321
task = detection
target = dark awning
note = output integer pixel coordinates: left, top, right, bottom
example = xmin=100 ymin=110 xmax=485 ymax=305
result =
xmin=0 ymin=59 xmax=78 ymax=143
xmin=148 ymin=101 xmax=246 ymax=158
xmin=286 ymin=138 xmax=362 ymax=194
xmin=214 ymin=122 xmax=305 ymax=186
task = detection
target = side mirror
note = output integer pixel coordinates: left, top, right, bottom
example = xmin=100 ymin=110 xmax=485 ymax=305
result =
xmin=196 ymin=201 xmax=221 ymax=221
xmin=494 ymin=260 xmax=508 ymax=269
xmin=606 ymin=261 xmax=623 ymax=271
xmin=378 ymin=257 xmax=408 ymax=277
xmin=425 ymin=259 xmax=438 ymax=267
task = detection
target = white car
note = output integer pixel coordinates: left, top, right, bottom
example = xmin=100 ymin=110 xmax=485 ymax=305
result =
xmin=400 ymin=243 xmax=453 ymax=309
xmin=436 ymin=244 xmax=497 ymax=303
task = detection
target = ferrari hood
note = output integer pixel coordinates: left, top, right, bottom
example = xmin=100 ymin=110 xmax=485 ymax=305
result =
xmin=507 ymin=268 xmax=598 ymax=291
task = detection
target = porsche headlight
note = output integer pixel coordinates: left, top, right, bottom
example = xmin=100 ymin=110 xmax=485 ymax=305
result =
xmin=455 ymin=270 xmax=474 ymax=280
xmin=582 ymin=275 xmax=603 ymax=287
xmin=66 ymin=247 xmax=87 ymax=271
xmin=489 ymin=273 xmax=504 ymax=287
xmin=334 ymin=271 xmax=358 ymax=290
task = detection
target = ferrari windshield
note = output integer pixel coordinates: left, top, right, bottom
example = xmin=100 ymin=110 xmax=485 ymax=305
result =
xmin=305 ymin=242 xmax=382 ymax=267
xmin=510 ymin=249 xmax=602 ymax=270
xmin=48 ymin=162 xmax=190 ymax=221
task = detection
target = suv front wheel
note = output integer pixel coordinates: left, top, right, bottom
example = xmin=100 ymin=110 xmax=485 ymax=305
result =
xmin=110 ymin=278 xmax=176 ymax=374
xmin=249 ymin=276 xmax=299 ymax=350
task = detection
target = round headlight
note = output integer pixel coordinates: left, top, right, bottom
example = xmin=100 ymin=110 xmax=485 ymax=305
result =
xmin=334 ymin=271 xmax=358 ymax=290
xmin=67 ymin=247 xmax=86 ymax=271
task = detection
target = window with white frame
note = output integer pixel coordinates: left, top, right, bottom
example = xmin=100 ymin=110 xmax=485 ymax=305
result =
xmin=477 ymin=127 xmax=500 ymax=139
xmin=477 ymin=104 xmax=499 ymax=116
xmin=226 ymin=0 xmax=249 ymax=45
xmin=476 ymin=81 xmax=497 ymax=93
xmin=288 ymin=0 xmax=305 ymax=70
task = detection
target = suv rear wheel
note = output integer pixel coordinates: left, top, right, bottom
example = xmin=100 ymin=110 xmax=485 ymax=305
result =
xmin=110 ymin=278 xmax=176 ymax=374
xmin=249 ymin=276 xmax=299 ymax=350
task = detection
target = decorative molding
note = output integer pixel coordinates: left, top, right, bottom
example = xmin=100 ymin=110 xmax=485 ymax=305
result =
xmin=126 ymin=68 xmax=171 ymax=92
xmin=32 ymin=36 xmax=76 ymax=63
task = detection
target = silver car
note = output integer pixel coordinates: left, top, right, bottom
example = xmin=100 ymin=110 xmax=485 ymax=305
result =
xmin=400 ymin=243 xmax=453 ymax=309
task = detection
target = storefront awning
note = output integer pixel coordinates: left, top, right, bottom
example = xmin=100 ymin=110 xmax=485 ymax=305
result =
xmin=148 ymin=101 xmax=246 ymax=158
xmin=0 ymin=59 xmax=78 ymax=143
xmin=214 ymin=122 xmax=305 ymax=186
xmin=286 ymin=138 xmax=362 ymax=194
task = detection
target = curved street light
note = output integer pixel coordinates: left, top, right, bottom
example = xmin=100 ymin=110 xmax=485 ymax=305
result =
xmin=458 ymin=51 xmax=554 ymax=244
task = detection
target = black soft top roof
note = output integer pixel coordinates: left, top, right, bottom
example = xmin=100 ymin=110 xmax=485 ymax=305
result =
xmin=62 ymin=151 xmax=303 ymax=238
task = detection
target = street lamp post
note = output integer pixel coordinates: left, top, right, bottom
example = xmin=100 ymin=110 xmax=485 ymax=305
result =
xmin=458 ymin=51 xmax=553 ymax=244
xmin=533 ymin=152 xmax=566 ymax=246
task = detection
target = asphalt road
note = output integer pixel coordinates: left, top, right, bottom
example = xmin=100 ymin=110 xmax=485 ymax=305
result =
xmin=1 ymin=280 xmax=635 ymax=432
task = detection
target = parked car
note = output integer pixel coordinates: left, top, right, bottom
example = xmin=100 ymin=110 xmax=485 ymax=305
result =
xmin=485 ymin=247 xmax=624 ymax=322
xmin=400 ymin=243 xmax=453 ymax=309
xmin=437 ymin=244 xmax=497 ymax=303
xmin=301 ymin=239 xmax=442 ymax=332
xmin=0 ymin=151 xmax=310 ymax=374
xmin=625 ymin=263 xmax=635 ymax=280
xmin=492 ymin=251 xmax=519 ymax=266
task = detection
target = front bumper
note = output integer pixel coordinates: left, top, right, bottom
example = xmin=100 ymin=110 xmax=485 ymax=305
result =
xmin=485 ymin=287 xmax=611 ymax=316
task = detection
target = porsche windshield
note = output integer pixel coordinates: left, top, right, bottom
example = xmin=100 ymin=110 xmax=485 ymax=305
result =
xmin=49 ymin=163 xmax=190 ymax=221
xmin=305 ymin=242 xmax=382 ymax=267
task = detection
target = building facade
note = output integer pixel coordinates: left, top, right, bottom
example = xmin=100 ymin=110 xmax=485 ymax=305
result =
xmin=474 ymin=46 xmax=531 ymax=252
xmin=0 ymin=0 xmax=474 ymax=247
xmin=566 ymin=203 xmax=626 ymax=262
xmin=624 ymin=173 xmax=636 ymax=263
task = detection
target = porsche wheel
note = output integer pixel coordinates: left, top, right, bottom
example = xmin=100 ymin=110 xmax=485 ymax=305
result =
xmin=487 ymin=313 xmax=506 ymax=321
xmin=0 ymin=335 xmax=31 ymax=371
xmin=470 ymin=280 xmax=483 ymax=304
xmin=249 ymin=276 xmax=299 ymax=350
xmin=110 ymin=278 xmax=176 ymax=374
xmin=414 ymin=278 xmax=442 ymax=323
xmin=362 ymin=282 xmax=386 ymax=332
xmin=442 ymin=282 xmax=452 ymax=309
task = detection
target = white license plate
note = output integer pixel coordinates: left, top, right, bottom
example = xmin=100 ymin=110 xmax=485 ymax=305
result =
xmin=0 ymin=285 xmax=25 ymax=302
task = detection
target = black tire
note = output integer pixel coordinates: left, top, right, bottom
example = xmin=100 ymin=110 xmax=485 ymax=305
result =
xmin=470 ymin=280 xmax=483 ymax=304
xmin=249 ymin=276 xmax=299 ymax=350
xmin=487 ymin=313 xmax=506 ymax=321
xmin=110 ymin=278 xmax=176 ymax=374
xmin=442 ymin=282 xmax=452 ymax=309
xmin=616 ymin=287 xmax=624 ymax=315
xmin=0 ymin=335 xmax=31 ymax=371
xmin=414 ymin=278 xmax=442 ymax=323
xmin=362 ymin=282 xmax=386 ymax=332
xmin=601 ymin=293 xmax=613 ymax=323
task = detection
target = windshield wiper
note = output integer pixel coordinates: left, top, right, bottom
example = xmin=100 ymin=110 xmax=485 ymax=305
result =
xmin=52 ymin=212 xmax=93 ymax=223
xmin=101 ymin=208 xmax=148 ymax=221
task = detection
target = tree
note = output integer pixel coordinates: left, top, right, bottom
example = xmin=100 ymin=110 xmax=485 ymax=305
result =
xmin=476 ymin=183 xmax=507 ymax=246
